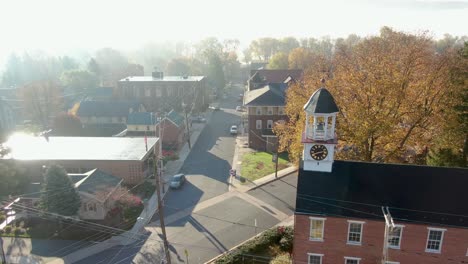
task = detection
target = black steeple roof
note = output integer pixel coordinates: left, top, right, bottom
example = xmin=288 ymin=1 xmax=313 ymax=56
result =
xmin=303 ymin=88 xmax=339 ymax=114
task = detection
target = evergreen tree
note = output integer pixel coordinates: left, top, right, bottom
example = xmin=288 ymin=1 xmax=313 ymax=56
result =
xmin=40 ymin=165 xmax=80 ymax=216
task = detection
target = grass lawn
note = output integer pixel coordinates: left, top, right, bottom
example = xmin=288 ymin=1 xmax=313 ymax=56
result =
xmin=240 ymin=152 xmax=289 ymax=181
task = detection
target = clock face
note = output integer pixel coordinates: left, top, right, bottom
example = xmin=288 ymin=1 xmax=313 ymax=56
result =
xmin=310 ymin=145 xmax=328 ymax=160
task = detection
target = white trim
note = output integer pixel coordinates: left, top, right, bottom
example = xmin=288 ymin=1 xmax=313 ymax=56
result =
xmin=307 ymin=253 xmax=323 ymax=264
xmin=347 ymin=220 xmax=366 ymax=224
xmin=309 ymin=217 xmax=327 ymax=221
xmin=388 ymin=225 xmax=404 ymax=249
xmin=344 ymin=256 xmax=361 ymax=264
xmin=425 ymin=228 xmax=446 ymax=253
xmin=347 ymin=221 xmax=364 ymax=245
xmin=309 ymin=217 xmax=325 ymax=242
xmin=385 ymin=262 xmax=400 ymax=264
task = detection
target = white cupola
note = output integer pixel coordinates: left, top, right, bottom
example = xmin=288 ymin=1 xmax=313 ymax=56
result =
xmin=302 ymin=79 xmax=339 ymax=172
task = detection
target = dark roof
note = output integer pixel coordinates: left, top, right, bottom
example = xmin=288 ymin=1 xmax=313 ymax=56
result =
xmin=303 ymin=88 xmax=339 ymax=114
xmin=249 ymin=69 xmax=303 ymax=84
xmin=73 ymin=169 xmax=122 ymax=196
xmin=296 ymin=160 xmax=468 ymax=228
xmin=165 ymin=110 xmax=184 ymax=127
xmin=85 ymin=87 xmax=113 ymax=98
xmin=127 ymin=112 xmax=159 ymax=125
xmin=77 ymin=100 xmax=141 ymax=117
xmin=244 ymin=83 xmax=288 ymax=106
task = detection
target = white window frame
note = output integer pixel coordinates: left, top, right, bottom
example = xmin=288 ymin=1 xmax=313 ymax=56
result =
xmin=256 ymin=120 xmax=262 ymax=129
xmin=267 ymin=107 xmax=273 ymax=115
xmin=307 ymin=253 xmax=323 ymax=264
xmin=425 ymin=227 xmax=446 ymax=253
xmin=278 ymin=107 xmax=284 ymax=115
xmin=267 ymin=120 xmax=273 ymax=129
xmin=388 ymin=225 xmax=404 ymax=249
xmin=347 ymin=220 xmax=364 ymax=245
xmin=145 ymin=87 xmax=151 ymax=97
xmin=256 ymin=107 xmax=262 ymax=115
xmin=344 ymin=256 xmax=361 ymax=264
xmin=309 ymin=217 xmax=326 ymax=242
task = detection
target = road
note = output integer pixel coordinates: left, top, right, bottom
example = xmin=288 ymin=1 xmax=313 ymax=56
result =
xmin=75 ymin=85 xmax=298 ymax=263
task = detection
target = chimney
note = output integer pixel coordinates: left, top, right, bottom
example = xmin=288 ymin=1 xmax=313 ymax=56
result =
xmin=152 ymin=71 xmax=163 ymax=79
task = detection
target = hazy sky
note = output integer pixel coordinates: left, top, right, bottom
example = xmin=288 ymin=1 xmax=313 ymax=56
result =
xmin=0 ymin=0 xmax=467 ymax=65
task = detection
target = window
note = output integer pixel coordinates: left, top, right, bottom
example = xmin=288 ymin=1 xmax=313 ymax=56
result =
xmin=278 ymin=107 xmax=284 ymax=115
xmin=267 ymin=120 xmax=273 ymax=129
xmin=344 ymin=257 xmax=360 ymax=264
xmin=388 ymin=225 xmax=403 ymax=249
xmin=426 ymin=228 xmax=446 ymax=253
xmin=267 ymin=107 xmax=273 ymax=115
xmin=347 ymin=221 xmax=364 ymax=245
xmin=256 ymin=120 xmax=262 ymax=129
xmin=309 ymin=217 xmax=325 ymax=241
xmin=147 ymin=125 xmax=150 ymax=131
xmin=256 ymin=108 xmax=262 ymax=115
xmin=307 ymin=253 xmax=323 ymax=264
xmin=145 ymin=87 xmax=151 ymax=97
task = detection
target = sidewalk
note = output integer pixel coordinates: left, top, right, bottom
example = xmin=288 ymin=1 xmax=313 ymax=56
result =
xmin=229 ymin=132 xmax=298 ymax=193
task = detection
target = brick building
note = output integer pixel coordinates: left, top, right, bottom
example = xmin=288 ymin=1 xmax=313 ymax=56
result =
xmin=2 ymin=135 xmax=159 ymax=184
xmin=115 ymin=72 xmax=207 ymax=113
xmin=292 ymin=83 xmax=468 ymax=264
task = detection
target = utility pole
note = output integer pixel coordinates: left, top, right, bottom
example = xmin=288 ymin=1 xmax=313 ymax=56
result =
xmin=381 ymin=206 xmax=395 ymax=264
xmin=154 ymin=142 xmax=171 ymax=264
xmin=273 ymin=153 xmax=279 ymax=178
xmin=0 ymin=237 xmax=6 ymax=264
xmin=182 ymin=102 xmax=191 ymax=149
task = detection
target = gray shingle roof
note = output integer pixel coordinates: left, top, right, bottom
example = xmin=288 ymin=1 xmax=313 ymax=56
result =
xmin=303 ymin=88 xmax=339 ymax=114
xmin=77 ymin=100 xmax=142 ymax=117
xmin=73 ymin=169 xmax=122 ymax=196
xmin=127 ymin=112 xmax=159 ymax=125
xmin=165 ymin=110 xmax=184 ymax=127
xmin=244 ymin=83 xmax=288 ymax=106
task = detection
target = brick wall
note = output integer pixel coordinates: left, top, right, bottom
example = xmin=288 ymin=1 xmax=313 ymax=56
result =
xmin=247 ymin=114 xmax=286 ymax=151
xmin=293 ymin=214 xmax=468 ymax=264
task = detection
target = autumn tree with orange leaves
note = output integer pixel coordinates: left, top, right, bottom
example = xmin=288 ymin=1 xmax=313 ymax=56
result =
xmin=275 ymin=28 xmax=461 ymax=164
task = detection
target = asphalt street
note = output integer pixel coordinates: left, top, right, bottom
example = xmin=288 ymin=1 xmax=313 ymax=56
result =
xmin=74 ymin=85 xmax=298 ymax=264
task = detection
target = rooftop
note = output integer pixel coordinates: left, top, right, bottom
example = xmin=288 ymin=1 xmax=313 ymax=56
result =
xmin=119 ymin=76 xmax=205 ymax=82
xmin=296 ymin=160 xmax=468 ymax=228
xmin=72 ymin=169 xmax=122 ymax=197
xmin=249 ymin=69 xmax=303 ymax=84
xmin=244 ymin=83 xmax=288 ymax=106
xmin=3 ymin=134 xmax=158 ymax=161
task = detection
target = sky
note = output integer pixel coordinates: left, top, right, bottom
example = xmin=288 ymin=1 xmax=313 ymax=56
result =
xmin=0 ymin=0 xmax=467 ymax=66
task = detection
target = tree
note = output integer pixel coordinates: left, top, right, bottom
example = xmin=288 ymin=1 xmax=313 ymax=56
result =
xmin=249 ymin=38 xmax=280 ymax=61
xmin=278 ymin=37 xmax=300 ymax=53
xmin=60 ymin=70 xmax=98 ymax=92
xmin=267 ymin=52 xmax=289 ymax=69
xmin=206 ymin=53 xmax=226 ymax=90
xmin=19 ymin=80 xmax=63 ymax=128
xmin=53 ymin=113 xmax=82 ymax=136
xmin=288 ymin=48 xmax=314 ymax=70
xmin=0 ymin=161 xmax=29 ymax=198
xmin=40 ymin=165 xmax=80 ymax=216
xmin=276 ymin=28 xmax=458 ymax=164
xmin=166 ymin=58 xmax=190 ymax=76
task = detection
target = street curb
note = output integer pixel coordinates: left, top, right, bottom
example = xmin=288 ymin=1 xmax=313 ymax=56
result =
xmin=247 ymin=167 xmax=298 ymax=192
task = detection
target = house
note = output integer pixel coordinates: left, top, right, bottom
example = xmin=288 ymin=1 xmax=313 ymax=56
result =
xmin=292 ymin=83 xmax=468 ymax=264
xmin=69 ymin=169 xmax=123 ymax=220
xmin=247 ymin=69 xmax=302 ymax=91
xmin=76 ymin=100 xmax=145 ymax=125
xmin=115 ymin=71 xmax=208 ymax=113
xmin=126 ymin=110 xmax=186 ymax=150
xmin=2 ymin=135 xmax=159 ymax=184
xmin=84 ymin=87 xmax=114 ymax=101
xmin=20 ymin=169 xmax=123 ymax=220
xmin=244 ymin=83 xmax=288 ymax=151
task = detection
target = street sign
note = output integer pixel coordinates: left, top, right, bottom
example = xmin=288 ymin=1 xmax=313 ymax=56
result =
xmin=272 ymin=153 xmax=278 ymax=163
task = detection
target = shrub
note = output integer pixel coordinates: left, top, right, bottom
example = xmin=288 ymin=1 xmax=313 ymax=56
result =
xmin=15 ymin=220 xmax=21 ymax=227
xmin=239 ymin=177 xmax=246 ymax=183
xmin=271 ymin=253 xmax=291 ymax=264
xmin=4 ymin=226 xmax=12 ymax=234
xmin=14 ymin=228 xmax=24 ymax=236
xmin=0 ymin=215 xmax=5 ymax=222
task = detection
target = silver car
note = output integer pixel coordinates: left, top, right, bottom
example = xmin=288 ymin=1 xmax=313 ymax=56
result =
xmin=170 ymin=174 xmax=186 ymax=189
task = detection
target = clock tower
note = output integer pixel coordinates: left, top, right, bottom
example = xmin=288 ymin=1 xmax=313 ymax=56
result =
xmin=302 ymin=80 xmax=339 ymax=172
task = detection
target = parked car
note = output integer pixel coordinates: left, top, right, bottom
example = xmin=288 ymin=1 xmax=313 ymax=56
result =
xmin=170 ymin=174 xmax=186 ymax=189
xmin=230 ymin=125 xmax=238 ymax=135
xmin=236 ymin=106 xmax=244 ymax=112
xmin=191 ymin=116 xmax=206 ymax=123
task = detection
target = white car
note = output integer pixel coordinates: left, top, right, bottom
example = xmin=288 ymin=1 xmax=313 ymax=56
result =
xmin=236 ymin=106 xmax=244 ymax=112
xmin=230 ymin=125 xmax=238 ymax=135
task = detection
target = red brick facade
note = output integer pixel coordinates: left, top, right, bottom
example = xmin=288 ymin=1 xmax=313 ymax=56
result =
xmin=247 ymin=106 xmax=287 ymax=151
xmin=293 ymin=214 xmax=468 ymax=264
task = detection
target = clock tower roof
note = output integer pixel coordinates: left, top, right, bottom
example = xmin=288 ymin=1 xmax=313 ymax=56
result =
xmin=303 ymin=88 xmax=339 ymax=114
